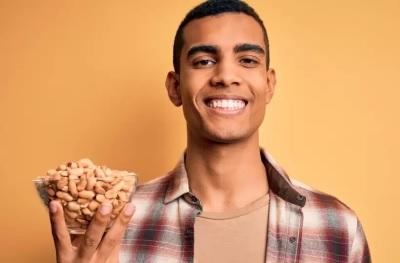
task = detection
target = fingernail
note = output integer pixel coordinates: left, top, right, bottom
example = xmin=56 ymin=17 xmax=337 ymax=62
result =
xmin=124 ymin=203 xmax=135 ymax=216
xmin=49 ymin=201 xmax=58 ymax=213
xmin=100 ymin=203 xmax=112 ymax=215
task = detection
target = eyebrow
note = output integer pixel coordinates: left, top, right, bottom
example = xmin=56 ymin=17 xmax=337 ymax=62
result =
xmin=234 ymin=43 xmax=265 ymax=55
xmin=187 ymin=45 xmax=218 ymax=58
xmin=187 ymin=43 xmax=265 ymax=59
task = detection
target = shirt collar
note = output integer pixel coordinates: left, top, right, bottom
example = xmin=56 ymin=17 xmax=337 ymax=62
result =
xmin=164 ymin=153 xmax=191 ymax=204
xmin=164 ymin=148 xmax=306 ymax=207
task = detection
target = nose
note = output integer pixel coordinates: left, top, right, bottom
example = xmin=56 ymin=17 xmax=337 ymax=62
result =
xmin=210 ymin=60 xmax=241 ymax=88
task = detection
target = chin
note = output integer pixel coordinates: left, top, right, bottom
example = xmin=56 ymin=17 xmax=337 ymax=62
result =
xmin=204 ymin=129 xmax=252 ymax=144
xmin=187 ymin=119 xmax=260 ymax=145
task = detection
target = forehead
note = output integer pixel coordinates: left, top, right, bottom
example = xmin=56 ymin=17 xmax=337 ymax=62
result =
xmin=182 ymin=13 xmax=265 ymax=52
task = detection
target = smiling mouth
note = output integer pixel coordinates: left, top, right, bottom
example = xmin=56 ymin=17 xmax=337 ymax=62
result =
xmin=204 ymin=98 xmax=248 ymax=111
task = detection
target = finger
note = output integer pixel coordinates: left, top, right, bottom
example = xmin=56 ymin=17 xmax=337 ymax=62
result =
xmin=49 ymin=201 xmax=72 ymax=253
xmin=71 ymin=234 xmax=84 ymax=248
xmin=97 ymin=202 xmax=135 ymax=259
xmin=77 ymin=202 xmax=113 ymax=261
xmin=107 ymin=244 xmax=122 ymax=263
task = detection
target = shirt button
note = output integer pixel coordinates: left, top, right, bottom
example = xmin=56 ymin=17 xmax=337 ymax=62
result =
xmin=289 ymin=236 xmax=297 ymax=243
xmin=191 ymin=196 xmax=199 ymax=203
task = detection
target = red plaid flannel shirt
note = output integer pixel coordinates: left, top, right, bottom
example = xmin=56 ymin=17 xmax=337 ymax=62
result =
xmin=120 ymin=149 xmax=371 ymax=262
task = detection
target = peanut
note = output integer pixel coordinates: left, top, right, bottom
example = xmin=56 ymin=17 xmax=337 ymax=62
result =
xmin=105 ymin=189 xmax=117 ymax=199
xmin=69 ymin=181 xmax=78 ymax=198
xmin=56 ymin=191 xmax=73 ymax=202
xmin=57 ymin=164 xmax=67 ymax=171
xmin=76 ymin=175 xmax=87 ymax=191
xmin=68 ymin=174 xmax=79 ymax=180
xmin=113 ymin=201 xmax=125 ymax=214
xmin=56 ymin=178 xmax=68 ymax=190
xmin=65 ymin=210 xmax=79 ymax=219
xmin=95 ymin=168 xmax=105 ymax=178
xmin=88 ymin=200 xmax=100 ymax=211
xmin=112 ymin=181 xmax=125 ymax=192
xmin=105 ymin=168 xmax=112 ymax=177
xmin=69 ymin=162 xmax=78 ymax=169
xmin=46 ymin=188 xmax=55 ymax=197
xmin=41 ymin=159 xmax=137 ymax=234
xmin=77 ymin=198 xmax=89 ymax=205
xmin=96 ymin=194 xmax=106 ymax=203
xmin=99 ymin=177 xmax=114 ymax=183
xmin=117 ymin=191 xmax=128 ymax=202
xmin=69 ymin=168 xmax=84 ymax=176
xmin=103 ymin=183 xmax=112 ymax=191
xmin=82 ymin=208 xmax=93 ymax=216
xmin=55 ymin=173 xmax=63 ymax=181
xmin=122 ymin=184 xmax=131 ymax=192
xmin=86 ymin=176 xmax=96 ymax=191
xmin=76 ymin=218 xmax=89 ymax=225
xmin=78 ymin=190 xmax=95 ymax=199
xmin=94 ymin=184 xmax=105 ymax=195
xmin=111 ymin=177 xmax=122 ymax=186
xmin=78 ymin=158 xmax=94 ymax=168
xmin=86 ymin=169 xmax=94 ymax=178
xmin=67 ymin=201 xmax=80 ymax=211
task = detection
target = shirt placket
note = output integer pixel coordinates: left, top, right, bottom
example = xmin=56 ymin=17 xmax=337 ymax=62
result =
xmin=181 ymin=193 xmax=202 ymax=263
xmin=266 ymin=193 xmax=304 ymax=263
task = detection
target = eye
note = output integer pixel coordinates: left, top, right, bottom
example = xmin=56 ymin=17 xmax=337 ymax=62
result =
xmin=240 ymin=57 xmax=259 ymax=67
xmin=193 ymin=59 xmax=216 ymax=68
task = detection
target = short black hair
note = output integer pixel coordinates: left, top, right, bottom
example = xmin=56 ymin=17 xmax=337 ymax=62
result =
xmin=173 ymin=0 xmax=270 ymax=73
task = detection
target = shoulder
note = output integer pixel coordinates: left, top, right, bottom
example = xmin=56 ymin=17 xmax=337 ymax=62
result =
xmin=129 ymin=173 xmax=173 ymax=211
xmin=290 ymin=178 xmax=354 ymax=211
xmin=136 ymin=173 xmax=173 ymax=192
xmin=290 ymin=178 xmax=360 ymax=234
xmin=287 ymin=178 xmax=371 ymax=261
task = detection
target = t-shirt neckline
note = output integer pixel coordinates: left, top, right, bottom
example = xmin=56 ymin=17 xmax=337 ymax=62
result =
xmin=198 ymin=192 xmax=270 ymax=220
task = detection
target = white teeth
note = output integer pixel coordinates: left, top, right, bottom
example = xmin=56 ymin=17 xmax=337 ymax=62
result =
xmin=207 ymin=99 xmax=246 ymax=110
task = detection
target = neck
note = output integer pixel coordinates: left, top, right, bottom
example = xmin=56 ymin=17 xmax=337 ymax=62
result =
xmin=185 ymin=132 xmax=269 ymax=213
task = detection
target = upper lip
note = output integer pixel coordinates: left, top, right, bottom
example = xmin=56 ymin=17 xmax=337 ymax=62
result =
xmin=204 ymin=95 xmax=249 ymax=105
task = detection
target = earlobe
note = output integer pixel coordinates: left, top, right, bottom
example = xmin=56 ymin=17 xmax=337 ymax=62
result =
xmin=265 ymin=68 xmax=276 ymax=104
xmin=165 ymin=71 xmax=182 ymax=106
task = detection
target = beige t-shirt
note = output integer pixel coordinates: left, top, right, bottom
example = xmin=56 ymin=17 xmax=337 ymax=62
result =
xmin=194 ymin=193 xmax=269 ymax=263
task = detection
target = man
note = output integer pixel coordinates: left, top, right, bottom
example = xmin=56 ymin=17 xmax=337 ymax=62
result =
xmin=48 ymin=0 xmax=371 ymax=262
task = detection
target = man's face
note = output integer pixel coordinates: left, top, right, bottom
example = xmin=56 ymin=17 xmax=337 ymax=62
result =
xmin=166 ymin=13 xmax=276 ymax=144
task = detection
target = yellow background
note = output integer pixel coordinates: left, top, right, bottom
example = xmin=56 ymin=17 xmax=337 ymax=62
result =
xmin=1 ymin=0 xmax=399 ymax=262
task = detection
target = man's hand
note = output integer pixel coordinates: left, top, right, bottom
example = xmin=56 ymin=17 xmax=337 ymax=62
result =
xmin=49 ymin=200 xmax=135 ymax=263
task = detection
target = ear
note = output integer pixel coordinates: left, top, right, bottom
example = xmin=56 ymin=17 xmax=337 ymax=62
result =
xmin=165 ymin=71 xmax=182 ymax=106
xmin=265 ymin=68 xmax=276 ymax=104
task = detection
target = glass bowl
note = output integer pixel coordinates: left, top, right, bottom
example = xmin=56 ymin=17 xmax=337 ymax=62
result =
xmin=33 ymin=172 xmax=137 ymax=235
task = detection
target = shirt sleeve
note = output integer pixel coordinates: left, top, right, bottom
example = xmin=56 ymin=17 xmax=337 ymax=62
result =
xmin=349 ymin=218 xmax=372 ymax=263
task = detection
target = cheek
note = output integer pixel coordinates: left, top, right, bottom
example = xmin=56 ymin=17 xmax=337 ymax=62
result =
xmin=185 ymin=70 xmax=209 ymax=88
xmin=180 ymin=72 xmax=208 ymax=103
xmin=244 ymin=73 xmax=268 ymax=99
xmin=178 ymin=84 xmax=200 ymax=115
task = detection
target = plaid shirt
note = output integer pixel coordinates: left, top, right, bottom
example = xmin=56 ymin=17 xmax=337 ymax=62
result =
xmin=120 ymin=149 xmax=371 ymax=263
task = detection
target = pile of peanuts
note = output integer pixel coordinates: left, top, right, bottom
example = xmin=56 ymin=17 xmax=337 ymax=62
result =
xmin=42 ymin=158 xmax=136 ymax=231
